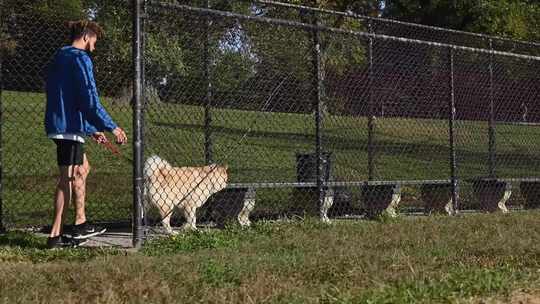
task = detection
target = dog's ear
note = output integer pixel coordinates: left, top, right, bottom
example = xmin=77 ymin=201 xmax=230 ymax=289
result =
xmin=224 ymin=164 xmax=229 ymax=171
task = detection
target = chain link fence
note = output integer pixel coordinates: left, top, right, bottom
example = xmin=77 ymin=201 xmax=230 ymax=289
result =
xmin=1 ymin=0 xmax=540 ymax=245
xmin=1 ymin=0 xmax=133 ymax=231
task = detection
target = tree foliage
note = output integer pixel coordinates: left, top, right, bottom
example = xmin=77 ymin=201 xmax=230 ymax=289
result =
xmin=2 ymin=0 xmax=538 ymax=108
xmin=383 ymin=0 xmax=540 ymax=41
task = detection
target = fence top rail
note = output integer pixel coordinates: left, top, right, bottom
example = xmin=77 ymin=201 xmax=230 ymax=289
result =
xmin=148 ymin=1 xmax=540 ymax=62
xmin=254 ymin=0 xmax=540 ymax=49
xmin=227 ymin=178 xmax=540 ymax=189
xmin=495 ymin=121 xmax=540 ymax=127
xmin=226 ymin=179 xmax=452 ymax=189
xmin=463 ymin=177 xmax=540 ymax=184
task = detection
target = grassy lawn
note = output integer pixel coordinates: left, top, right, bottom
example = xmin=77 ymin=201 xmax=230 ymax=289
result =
xmin=1 ymin=212 xmax=540 ymax=303
xmin=2 ymin=90 xmax=540 ymax=226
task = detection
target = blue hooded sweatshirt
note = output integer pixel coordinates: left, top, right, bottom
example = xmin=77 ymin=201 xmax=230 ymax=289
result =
xmin=45 ymin=46 xmax=117 ymax=139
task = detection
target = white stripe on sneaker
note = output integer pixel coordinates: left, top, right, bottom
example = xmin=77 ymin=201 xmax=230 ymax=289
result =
xmin=72 ymin=228 xmax=106 ymax=240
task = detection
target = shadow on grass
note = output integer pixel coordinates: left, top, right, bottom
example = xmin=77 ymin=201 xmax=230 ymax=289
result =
xmin=0 ymin=231 xmax=124 ymax=263
xmin=153 ymin=121 xmax=540 ymax=176
xmin=0 ymin=231 xmax=47 ymax=249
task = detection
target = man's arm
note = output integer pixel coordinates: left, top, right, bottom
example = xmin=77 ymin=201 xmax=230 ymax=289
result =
xmin=84 ymin=119 xmax=98 ymax=135
xmin=74 ymin=54 xmax=118 ymax=132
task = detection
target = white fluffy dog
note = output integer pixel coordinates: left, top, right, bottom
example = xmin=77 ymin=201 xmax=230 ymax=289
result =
xmin=143 ymin=155 xmax=228 ymax=234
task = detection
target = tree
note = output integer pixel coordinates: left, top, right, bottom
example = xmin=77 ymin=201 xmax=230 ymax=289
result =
xmin=382 ymin=0 xmax=540 ymax=42
xmin=1 ymin=0 xmax=85 ymax=92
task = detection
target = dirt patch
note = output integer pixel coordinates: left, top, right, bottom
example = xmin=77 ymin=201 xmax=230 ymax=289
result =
xmin=472 ymin=289 xmax=540 ymax=304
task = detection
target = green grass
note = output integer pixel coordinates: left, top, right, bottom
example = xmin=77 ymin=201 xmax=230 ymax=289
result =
xmin=2 ymin=213 xmax=540 ymax=303
xmin=2 ymin=90 xmax=540 ymax=226
xmin=0 ymin=231 xmax=122 ymax=263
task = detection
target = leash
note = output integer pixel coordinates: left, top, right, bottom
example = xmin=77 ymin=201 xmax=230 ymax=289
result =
xmin=99 ymin=138 xmax=133 ymax=164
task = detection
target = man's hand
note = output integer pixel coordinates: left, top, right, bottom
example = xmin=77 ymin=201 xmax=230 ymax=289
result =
xmin=112 ymin=127 xmax=128 ymax=145
xmin=91 ymin=132 xmax=108 ymax=144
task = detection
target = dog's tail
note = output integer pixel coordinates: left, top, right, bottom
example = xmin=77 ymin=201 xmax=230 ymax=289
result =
xmin=142 ymin=155 xmax=172 ymax=219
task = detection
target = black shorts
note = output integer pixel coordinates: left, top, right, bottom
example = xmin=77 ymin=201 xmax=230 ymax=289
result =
xmin=53 ymin=139 xmax=84 ymax=166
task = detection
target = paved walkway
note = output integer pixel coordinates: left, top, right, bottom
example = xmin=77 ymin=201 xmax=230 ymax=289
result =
xmin=35 ymin=228 xmax=134 ymax=249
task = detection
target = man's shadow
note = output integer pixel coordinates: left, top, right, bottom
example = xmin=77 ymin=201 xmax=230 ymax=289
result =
xmin=0 ymin=230 xmax=48 ymax=249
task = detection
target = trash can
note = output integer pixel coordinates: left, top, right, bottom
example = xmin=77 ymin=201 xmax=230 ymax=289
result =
xmin=296 ymin=152 xmax=332 ymax=183
xmin=291 ymin=152 xmax=332 ymax=217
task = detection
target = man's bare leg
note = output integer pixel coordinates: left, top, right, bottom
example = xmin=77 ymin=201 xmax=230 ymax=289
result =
xmin=71 ymin=154 xmax=105 ymax=240
xmin=73 ymin=154 xmax=90 ymax=225
xmin=49 ymin=166 xmax=74 ymax=238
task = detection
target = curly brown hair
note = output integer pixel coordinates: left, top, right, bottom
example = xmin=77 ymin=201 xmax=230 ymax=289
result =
xmin=67 ymin=20 xmax=104 ymax=42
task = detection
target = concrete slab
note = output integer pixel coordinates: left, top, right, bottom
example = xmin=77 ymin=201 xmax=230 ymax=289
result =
xmin=34 ymin=229 xmax=133 ymax=249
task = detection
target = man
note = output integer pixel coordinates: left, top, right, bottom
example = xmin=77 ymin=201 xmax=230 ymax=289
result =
xmin=45 ymin=20 xmax=127 ymax=249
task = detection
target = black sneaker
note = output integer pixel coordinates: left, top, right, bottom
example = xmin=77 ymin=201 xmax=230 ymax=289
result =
xmin=72 ymin=222 xmax=106 ymax=240
xmin=47 ymin=236 xmax=64 ymax=249
xmin=47 ymin=235 xmax=88 ymax=249
xmin=62 ymin=235 xmax=89 ymax=247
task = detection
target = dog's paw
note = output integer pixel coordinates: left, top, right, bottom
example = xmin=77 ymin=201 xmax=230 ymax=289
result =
xmin=164 ymin=228 xmax=178 ymax=235
xmin=241 ymin=220 xmax=252 ymax=227
xmin=321 ymin=216 xmax=332 ymax=224
xmin=181 ymin=223 xmax=197 ymax=231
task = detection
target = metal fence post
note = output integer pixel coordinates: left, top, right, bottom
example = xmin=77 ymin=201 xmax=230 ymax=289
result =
xmin=488 ymin=38 xmax=496 ymax=177
xmin=132 ymin=0 xmax=144 ymax=248
xmin=448 ymin=47 xmax=459 ymax=212
xmin=311 ymin=12 xmax=325 ymax=217
xmin=140 ymin=0 xmax=147 ymax=230
xmin=0 ymin=50 xmax=4 ymax=233
xmin=367 ymin=21 xmax=375 ymax=181
xmin=203 ymin=0 xmax=213 ymax=164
